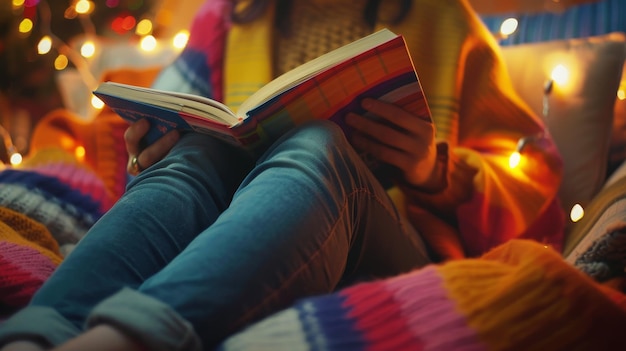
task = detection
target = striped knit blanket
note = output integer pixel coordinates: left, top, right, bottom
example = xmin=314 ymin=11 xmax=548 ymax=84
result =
xmin=0 ymin=109 xmax=129 ymax=318
xmin=219 ymin=239 xmax=626 ymax=350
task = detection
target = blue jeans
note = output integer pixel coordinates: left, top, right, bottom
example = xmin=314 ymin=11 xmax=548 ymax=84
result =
xmin=0 ymin=121 xmax=431 ymax=350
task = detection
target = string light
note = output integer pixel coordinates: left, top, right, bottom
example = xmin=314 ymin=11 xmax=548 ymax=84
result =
xmin=80 ymin=40 xmax=96 ymax=58
xmin=500 ymin=18 xmax=518 ymax=37
xmin=37 ymin=35 xmax=52 ymax=54
xmin=75 ymin=0 xmax=93 ymax=15
xmin=140 ymin=34 xmax=157 ymax=51
xmin=172 ymin=30 xmax=189 ymax=49
xmin=91 ymin=95 xmax=105 ymax=109
xmin=508 ymin=151 xmax=521 ymax=169
xmin=10 ymin=153 xmax=23 ymax=166
xmin=74 ymin=145 xmax=86 ymax=161
xmin=18 ymin=18 xmax=33 ymax=33
xmin=54 ymin=54 xmax=69 ymax=70
xmin=550 ymin=64 xmax=569 ymax=86
xmin=136 ymin=18 xmax=153 ymax=36
xmin=570 ymin=204 xmax=584 ymax=222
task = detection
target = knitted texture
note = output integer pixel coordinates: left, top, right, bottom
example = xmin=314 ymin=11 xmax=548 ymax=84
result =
xmin=29 ymin=109 xmax=130 ymax=206
xmin=0 ymin=169 xmax=103 ymax=247
xmin=274 ymin=0 xmax=370 ymax=76
xmin=219 ymin=240 xmax=626 ymax=351
xmin=0 ymin=207 xmax=62 ymax=314
xmin=574 ymin=222 xmax=626 ymax=282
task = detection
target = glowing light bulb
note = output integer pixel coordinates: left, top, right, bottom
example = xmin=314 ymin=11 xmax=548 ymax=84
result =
xmin=172 ymin=30 xmax=189 ymax=49
xmin=10 ymin=152 xmax=22 ymax=166
xmin=81 ymin=40 xmax=96 ymax=58
xmin=618 ymin=88 xmax=625 ymax=101
xmin=500 ymin=18 xmax=518 ymax=37
xmin=509 ymin=151 xmax=521 ymax=169
xmin=551 ymin=64 xmax=569 ymax=86
xmin=18 ymin=18 xmax=33 ymax=33
xmin=75 ymin=146 xmax=86 ymax=161
xmin=135 ymin=19 xmax=153 ymax=36
xmin=13 ymin=0 xmax=26 ymax=8
xmin=38 ymin=35 xmax=52 ymax=54
xmin=91 ymin=96 xmax=105 ymax=109
xmin=570 ymin=204 xmax=584 ymax=222
xmin=54 ymin=54 xmax=69 ymax=70
xmin=140 ymin=35 xmax=157 ymax=51
xmin=75 ymin=0 xmax=92 ymax=14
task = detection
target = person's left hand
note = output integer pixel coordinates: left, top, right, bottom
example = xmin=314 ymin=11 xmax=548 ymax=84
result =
xmin=345 ymin=98 xmax=437 ymax=188
xmin=124 ymin=118 xmax=180 ymax=175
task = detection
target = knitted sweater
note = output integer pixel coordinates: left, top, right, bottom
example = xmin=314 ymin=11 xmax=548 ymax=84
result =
xmin=153 ymin=0 xmax=565 ymax=259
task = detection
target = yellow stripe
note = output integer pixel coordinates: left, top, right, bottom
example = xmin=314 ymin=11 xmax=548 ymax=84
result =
xmin=224 ymin=1 xmax=275 ymax=112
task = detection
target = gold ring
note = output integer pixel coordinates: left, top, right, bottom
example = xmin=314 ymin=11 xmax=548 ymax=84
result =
xmin=130 ymin=155 xmax=144 ymax=175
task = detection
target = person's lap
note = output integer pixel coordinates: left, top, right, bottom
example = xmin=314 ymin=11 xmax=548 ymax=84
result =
xmin=0 ymin=120 xmax=431 ymax=350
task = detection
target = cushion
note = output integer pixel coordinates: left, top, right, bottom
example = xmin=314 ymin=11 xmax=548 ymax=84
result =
xmin=500 ymin=33 xmax=626 ymax=226
xmin=608 ymin=63 xmax=626 ymax=175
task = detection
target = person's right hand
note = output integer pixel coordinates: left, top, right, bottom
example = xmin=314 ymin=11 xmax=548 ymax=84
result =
xmin=124 ymin=118 xmax=180 ymax=175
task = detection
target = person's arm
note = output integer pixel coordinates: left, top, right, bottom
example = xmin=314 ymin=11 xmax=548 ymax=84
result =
xmin=364 ymin=0 xmax=566 ymax=259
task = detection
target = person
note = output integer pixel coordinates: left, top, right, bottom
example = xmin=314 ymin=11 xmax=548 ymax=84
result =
xmin=0 ymin=0 xmax=566 ymax=350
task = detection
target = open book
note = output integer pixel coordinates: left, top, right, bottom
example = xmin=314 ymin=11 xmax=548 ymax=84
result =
xmin=93 ymin=28 xmax=431 ymax=171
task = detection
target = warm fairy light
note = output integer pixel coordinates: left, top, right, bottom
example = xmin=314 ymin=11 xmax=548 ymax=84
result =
xmin=91 ymin=96 xmax=105 ymax=109
xmin=551 ymin=64 xmax=569 ymax=86
xmin=54 ymin=54 xmax=69 ymax=70
xmin=140 ymin=35 xmax=157 ymax=51
xmin=80 ymin=40 xmax=96 ymax=58
xmin=135 ymin=19 xmax=153 ymax=36
xmin=508 ymin=151 xmax=521 ymax=168
xmin=75 ymin=145 xmax=86 ymax=161
xmin=618 ymin=87 xmax=625 ymax=101
xmin=18 ymin=18 xmax=33 ymax=33
xmin=10 ymin=152 xmax=23 ymax=166
xmin=500 ymin=18 xmax=518 ymax=37
xmin=13 ymin=0 xmax=25 ymax=8
xmin=570 ymin=204 xmax=585 ymax=222
xmin=172 ymin=30 xmax=189 ymax=49
xmin=37 ymin=35 xmax=52 ymax=54
xmin=75 ymin=0 xmax=93 ymax=15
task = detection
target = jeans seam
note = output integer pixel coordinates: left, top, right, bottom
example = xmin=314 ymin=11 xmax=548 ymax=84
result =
xmin=232 ymin=186 xmax=400 ymax=327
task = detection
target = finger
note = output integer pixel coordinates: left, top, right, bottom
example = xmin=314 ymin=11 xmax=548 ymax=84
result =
xmin=346 ymin=112 xmax=428 ymax=154
xmin=350 ymin=132 xmax=414 ymax=170
xmin=361 ymin=98 xmax=431 ymax=134
xmin=136 ymin=130 xmax=180 ymax=170
xmin=124 ymin=118 xmax=151 ymax=157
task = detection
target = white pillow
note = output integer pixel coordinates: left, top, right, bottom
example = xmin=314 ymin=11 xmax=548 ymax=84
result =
xmin=500 ymin=33 xmax=626 ymax=221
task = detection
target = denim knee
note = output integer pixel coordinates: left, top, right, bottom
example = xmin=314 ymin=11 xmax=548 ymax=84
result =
xmin=264 ymin=120 xmax=353 ymax=163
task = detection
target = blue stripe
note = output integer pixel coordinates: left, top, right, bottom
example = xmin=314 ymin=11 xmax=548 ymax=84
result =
xmin=480 ymin=0 xmax=626 ymax=45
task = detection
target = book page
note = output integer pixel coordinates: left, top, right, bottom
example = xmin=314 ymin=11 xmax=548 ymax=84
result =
xmin=237 ymin=29 xmax=398 ymax=116
xmin=96 ymin=82 xmax=241 ymax=126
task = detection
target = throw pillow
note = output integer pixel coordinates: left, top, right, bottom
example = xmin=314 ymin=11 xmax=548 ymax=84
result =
xmin=500 ymin=33 xmax=626 ymax=224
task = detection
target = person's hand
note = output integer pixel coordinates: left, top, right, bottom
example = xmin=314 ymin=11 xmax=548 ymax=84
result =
xmin=345 ymin=98 xmax=437 ymax=188
xmin=124 ymin=119 xmax=180 ymax=175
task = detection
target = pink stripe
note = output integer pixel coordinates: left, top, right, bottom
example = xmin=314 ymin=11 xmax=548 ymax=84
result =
xmin=0 ymin=241 xmax=59 ymax=281
xmin=341 ymin=279 xmax=424 ymax=351
xmin=383 ymin=266 xmax=486 ymax=351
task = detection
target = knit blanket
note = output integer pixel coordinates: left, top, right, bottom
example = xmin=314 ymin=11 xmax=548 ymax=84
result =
xmin=218 ymin=239 xmax=626 ymax=350
xmin=0 ymin=109 xmax=130 ymax=318
xmin=0 ymin=149 xmax=116 ymax=317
